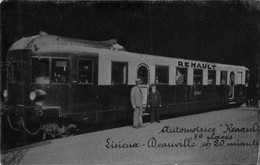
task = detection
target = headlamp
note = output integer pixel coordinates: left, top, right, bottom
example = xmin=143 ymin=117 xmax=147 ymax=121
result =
xmin=29 ymin=91 xmax=36 ymax=101
xmin=3 ymin=89 xmax=7 ymax=98
xmin=29 ymin=90 xmax=47 ymax=101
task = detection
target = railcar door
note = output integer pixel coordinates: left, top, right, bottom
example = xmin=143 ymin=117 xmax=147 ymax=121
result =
xmin=70 ymin=55 xmax=98 ymax=122
xmin=229 ymin=72 xmax=235 ymax=100
xmin=136 ymin=64 xmax=149 ymax=107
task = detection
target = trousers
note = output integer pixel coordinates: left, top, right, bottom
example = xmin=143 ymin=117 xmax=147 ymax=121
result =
xmin=133 ymin=107 xmax=143 ymax=127
xmin=150 ymin=106 xmax=160 ymax=122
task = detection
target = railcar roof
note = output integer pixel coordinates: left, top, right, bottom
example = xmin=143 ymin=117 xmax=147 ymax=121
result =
xmin=8 ymin=32 xmax=248 ymax=70
xmin=9 ymin=32 xmax=124 ymax=51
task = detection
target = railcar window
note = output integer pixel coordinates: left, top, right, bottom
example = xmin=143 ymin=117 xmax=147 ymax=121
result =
xmin=155 ymin=65 xmax=169 ymax=84
xmin=237 ymin=72 xmax=242 ymax=84
xmin=220 ymin=71 xmax=227 ymax=85
xmin=137 ymin=65 xmax=149 ymax=84
xmin=208 ymin=70 xmax=216 ymax=85
xmin=193 ymin=69 xmax=203 ymax=85
xmin=78 ymin=60 xmax=93 ymax=84
xmin=10 ymin=62 xmax=25 ymax=82
xmin=176 ymin=68 xmax=187 ymax=85
xmin=32 ymin=58 xmax=50 ymax=84
xmin=229 ymin=72 xmax=235 ymax=98
xmin=51 ymin=59 xmax=69 ymax=83
xmin=112 ymin=62 xmax=128 ymax=85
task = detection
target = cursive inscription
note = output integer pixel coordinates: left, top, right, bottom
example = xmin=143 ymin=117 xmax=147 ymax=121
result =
xmin=159 ymin=125 xmax=216 ymax=134
xmin=105 ymin=138 xmax=141 ymax=149
xmin=147 ymin=137 xmax=196 ymax=148
xmin=225 ymin=139 xmax=259 ymax=147
xmin=220 ymin=123 xmax=260 ymax=133
xmin=105 ymin=122 xmax=259 ymax=150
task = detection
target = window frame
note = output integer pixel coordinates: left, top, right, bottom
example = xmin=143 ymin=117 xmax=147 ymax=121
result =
xmin=175 ymin=67 xmax=187 ymax=85
xmin=77 ymin=58 xmax=94 ymax=85
xmin=208 ymin=70 xmax=216 ymax=85
xmin=51 ymin=58 xmax=70 ymax=84
xmin=31 ymin=57 xmax=51 ymax=84
xmin=136 ymin=63 xmax=149 ymax=85
xmin=31 ymin=57 xmax=71 ymax=84
xmin=9 ymin=61 xmax=26 ymax=83
xmin=111 ymin=61 xmax=128 ymax=85
xmin=193 ymin=69 xmax=203 ymax=85
xmin=155 ymin=65 xmax=169 ymax=85
xmin=220 ymin=71 xmax=228 ymax=85
xmin=237 ymin=72 xmax=243 ymax=84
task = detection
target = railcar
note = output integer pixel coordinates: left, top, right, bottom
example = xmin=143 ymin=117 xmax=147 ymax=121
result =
xmin=2 ymin=32 xmax=248 ymax=128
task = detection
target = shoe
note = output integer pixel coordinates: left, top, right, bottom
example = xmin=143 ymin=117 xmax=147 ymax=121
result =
xmin=133 ymin=126 xmax=139 ymax=129
xmin=139 ymin=125 xmax=145 ymax=128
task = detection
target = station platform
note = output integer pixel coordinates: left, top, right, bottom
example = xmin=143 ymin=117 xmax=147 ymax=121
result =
xmin=1 ymin=106 xmax=260 ymax=165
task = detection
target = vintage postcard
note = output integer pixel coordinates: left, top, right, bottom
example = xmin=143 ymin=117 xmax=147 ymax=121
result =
xmin=1 ymin=1 xmax=259 ymax=165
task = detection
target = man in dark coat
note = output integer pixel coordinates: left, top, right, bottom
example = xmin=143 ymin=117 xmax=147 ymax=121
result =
xmin=249 ymin=74 xmax=259 ymax=108
xmin=245 ymin=83 xmax=251 ymax=107
xmin=147 ymin=83 xmax=162 ymax=123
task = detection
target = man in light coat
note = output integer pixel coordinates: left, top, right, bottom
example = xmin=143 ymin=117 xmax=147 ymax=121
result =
xmin=130 ymin=78 xmax=144 ymax=129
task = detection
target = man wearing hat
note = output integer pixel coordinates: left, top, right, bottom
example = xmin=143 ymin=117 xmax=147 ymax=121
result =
xmin=147 ymin=83 xmax=161 ymax=123
xmin=130 ymin=78 xmax=144 ymax=128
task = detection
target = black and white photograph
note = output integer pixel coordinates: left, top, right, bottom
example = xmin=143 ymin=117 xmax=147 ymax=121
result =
xmin=1 ymin=1 xmax=260 ymax=164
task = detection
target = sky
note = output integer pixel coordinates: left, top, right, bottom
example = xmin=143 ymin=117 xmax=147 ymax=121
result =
xmin=1 ymin=1 xmax=260 ymax=72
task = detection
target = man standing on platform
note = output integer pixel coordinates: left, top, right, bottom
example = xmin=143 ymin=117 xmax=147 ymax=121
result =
xmin=130 ymin=78 xmax=144 ymax=129
xmin=147 ymin=83 xmax=162 ymax=123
